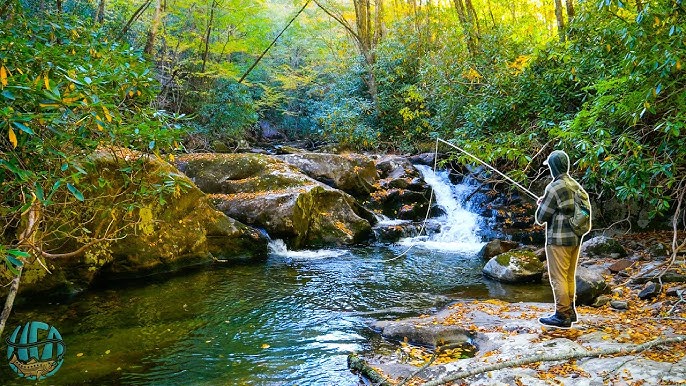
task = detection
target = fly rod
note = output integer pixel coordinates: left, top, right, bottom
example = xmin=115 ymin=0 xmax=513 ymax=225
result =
xmin=437 ymin=138 xmax=539 ymax=201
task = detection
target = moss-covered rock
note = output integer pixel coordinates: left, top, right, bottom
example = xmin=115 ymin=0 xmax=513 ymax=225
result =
xmin=580 ymin=236 xmax=627 ymax=258
xmin=4 ymin=148 xmax=268 ymax=297
xmin=177 ymin=153 xmax=373 ymax=249
xmin=482 ymin=250 xmax=544 ymax=283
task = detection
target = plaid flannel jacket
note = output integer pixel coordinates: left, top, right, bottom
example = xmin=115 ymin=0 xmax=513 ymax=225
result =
xmin=535 ymin=174 xmax=581 ymax=246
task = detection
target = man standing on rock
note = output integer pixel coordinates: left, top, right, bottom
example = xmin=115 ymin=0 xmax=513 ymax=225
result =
xmin=535 ymin=150 xmax=590 ymax=328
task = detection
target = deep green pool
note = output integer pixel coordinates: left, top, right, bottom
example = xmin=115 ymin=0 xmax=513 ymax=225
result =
xmin=2 ymin=243 xmax=552 ymax=385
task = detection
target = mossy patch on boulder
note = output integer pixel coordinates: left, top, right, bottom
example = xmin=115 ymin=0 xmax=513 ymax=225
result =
xmin=3 ymin=147 xmax=268 ymax=297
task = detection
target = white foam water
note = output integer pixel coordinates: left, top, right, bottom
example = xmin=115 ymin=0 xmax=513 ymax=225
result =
xmin=397 ymin=165 xmax=484 ymax=252
xmin=268 ymin=239 xmax=349 ymax=259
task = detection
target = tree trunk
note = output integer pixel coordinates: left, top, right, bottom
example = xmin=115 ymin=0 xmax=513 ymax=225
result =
xmin=56 ymin=0 xmax=62 ymax=13
xmin=373 ymin=0 xmax=384 ymax=46
xmin=0 ymin=198 xmax=40 ymax=339
xmin=636 ymin=0 xmax=643 ymax=12
xmin=565 ymin=0 xmax=575 ymax=19
xmin=144 ymin=0 xmax=162 ymax=55
xmin=554 ymin=0 xmax=565 ymax=42
xmin=452 ymin=0 xmax=477 ymax=55
xmin=94 ymin=0 xmax=106 ymax=24
xmin=120 ymin=0 xmax=152 ymax=40
xmin=464 ymin=0 xmax=480 ymax=36
xmin=0 ymin=267 xmax=22 ymax=338
xmin=201 ymin=0 xmax=217 ymax=73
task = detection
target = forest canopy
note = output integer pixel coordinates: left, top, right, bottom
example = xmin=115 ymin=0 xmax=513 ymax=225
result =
xmin=1 ymin=0 xmax=685 ymax=264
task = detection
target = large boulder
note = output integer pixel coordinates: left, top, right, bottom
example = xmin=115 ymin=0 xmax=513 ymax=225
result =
xmin=482 ymin=250 xmax=545 ymax=283
xmin=575 ymin=265 xmax=611 ymax=305
xmin=276 ymin=153 xmax=379 ymax=197
xmin=6 ymin=148 xmax=268 ymax=296
xmin=581 ymin=236 xmax=628 ymax=258
xmin=177 ymin=153 xmax=373 ymax=249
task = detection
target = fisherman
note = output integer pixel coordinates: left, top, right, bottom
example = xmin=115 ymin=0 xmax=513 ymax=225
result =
xmin=535 ymin=150 xmax=589 ymax=328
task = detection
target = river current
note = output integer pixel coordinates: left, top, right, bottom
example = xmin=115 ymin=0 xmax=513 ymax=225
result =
xmin=2 ymin=167 xmax=552 ymax=385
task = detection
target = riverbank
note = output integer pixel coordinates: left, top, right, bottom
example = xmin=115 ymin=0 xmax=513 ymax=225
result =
xmin=351 ymin=231 xmax=686 ymax=385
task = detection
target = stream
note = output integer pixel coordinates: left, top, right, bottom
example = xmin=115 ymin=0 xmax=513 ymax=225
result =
xmin=1 ymin=167 xmax=553 ymax=385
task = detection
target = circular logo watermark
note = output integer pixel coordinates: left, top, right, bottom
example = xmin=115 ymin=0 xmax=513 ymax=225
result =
xmin=6 ymin=321 xmax=65 ymax=380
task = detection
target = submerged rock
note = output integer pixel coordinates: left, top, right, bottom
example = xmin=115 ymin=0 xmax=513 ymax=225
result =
xmin=177 ymin=153 xmax=373 ymax=249
xmin=482 ymin=250 xmax=544 ymax=283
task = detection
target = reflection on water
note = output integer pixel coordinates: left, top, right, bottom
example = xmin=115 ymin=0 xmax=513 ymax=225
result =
xmin=1 ymin=245 xmax=552 ymax=385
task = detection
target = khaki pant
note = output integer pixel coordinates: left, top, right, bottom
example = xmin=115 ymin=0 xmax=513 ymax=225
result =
xmin=546 ymin=244 xmax=580 ymax=317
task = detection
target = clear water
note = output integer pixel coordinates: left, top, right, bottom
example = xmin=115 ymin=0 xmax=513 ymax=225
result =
xmin=1 ymin=169 xmax=552 ymax=385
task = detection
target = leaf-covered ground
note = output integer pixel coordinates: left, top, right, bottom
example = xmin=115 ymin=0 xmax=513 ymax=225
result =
xmin=357 ymin=231 xmax=686 ymax=385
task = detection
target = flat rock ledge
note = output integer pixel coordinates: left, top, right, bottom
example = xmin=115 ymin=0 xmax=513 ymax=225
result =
xmin=354 ymin=300 xmax=686 ymax=385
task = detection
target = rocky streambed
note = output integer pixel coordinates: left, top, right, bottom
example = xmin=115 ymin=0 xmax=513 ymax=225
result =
xmin=351 ymin=233 xmax=686 ymax=385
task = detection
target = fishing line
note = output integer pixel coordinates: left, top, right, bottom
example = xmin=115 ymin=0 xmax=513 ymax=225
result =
xmin=437 ymin=138 xmax=539 ymax=200
xmin=381 ymin=137 xmax=537 ymax=263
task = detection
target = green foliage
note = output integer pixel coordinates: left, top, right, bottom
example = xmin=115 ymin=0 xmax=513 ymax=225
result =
xmin=0 ymin=8 xmax=184 ymax=277
xmin=195 ymin=78 xmax=258 ymax=139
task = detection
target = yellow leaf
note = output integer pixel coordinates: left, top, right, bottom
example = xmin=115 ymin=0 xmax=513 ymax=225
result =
xmin=677 ymin=60 xmax=682 ymax=71
xmin=95 ymin=114 xmax=103 ymax=131
xmin=44 ymin=73 xmax=50 ymax=90
xmin=8 ymin=127 xmax=17 ymax=148
xmin=260 ymin=343 xmax=270 ymax=349
xmin=137 ymin=90 xmax=141 ymax=96
xmin=102 ymin=105 xmax=112 ymax=123
xmin=105 ymin=350 xmax=111 ymax=354
xmin=76 ymin=353 xmax=84 ymax=357
xmin=128 ymin=90 xmax=134 ymax=97
xmin=0 ymin=66 xmax=7 ymax=87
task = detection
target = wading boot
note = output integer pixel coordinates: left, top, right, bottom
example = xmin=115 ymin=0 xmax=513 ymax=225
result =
xmin=570 ymin=309 xmax=578 ymax=323
xmin=538 ymin=312 xmax=572 ymax=328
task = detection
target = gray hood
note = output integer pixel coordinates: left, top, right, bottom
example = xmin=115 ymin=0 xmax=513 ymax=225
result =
xmin=545 ymin=150 xmax=570 ymax=178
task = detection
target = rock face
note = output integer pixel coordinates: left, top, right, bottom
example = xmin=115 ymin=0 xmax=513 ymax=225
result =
xmin=276 ymin=152 xmax=379 ymax=197
xmin=11 ymin=148 xmax=269 ymax=296
xmin=581 ymin=236 xmax=628 ymax=258
xmin=575 ymin=265 xmax=611 ymax=305
xmin=177 ymin=153 xmax=373 ymax=249
xmin=482 ymin=250 xmax=544 ymax=283
xmin=365 ymin=156 xmax=432 ymax=221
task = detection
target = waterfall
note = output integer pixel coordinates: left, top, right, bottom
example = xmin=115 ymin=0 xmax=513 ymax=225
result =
xmin=398 ymin=165 xmax=483 ymax=252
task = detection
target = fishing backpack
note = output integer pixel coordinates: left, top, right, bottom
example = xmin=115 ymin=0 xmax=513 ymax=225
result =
xmin=565 ymin=177 xmax=592 ymax=237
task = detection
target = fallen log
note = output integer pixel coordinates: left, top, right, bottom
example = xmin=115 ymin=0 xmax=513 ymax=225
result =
xmin=420 ymin=335 xmax=686 ymax=386
xmin=348 ymin=354 xmax=393 ymax=386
